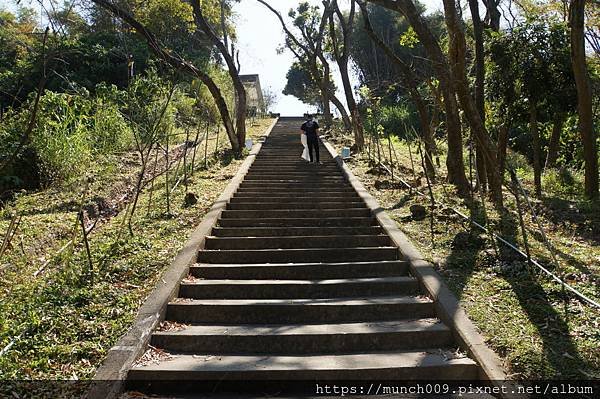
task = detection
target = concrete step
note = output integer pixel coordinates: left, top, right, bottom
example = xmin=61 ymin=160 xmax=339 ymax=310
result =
xmin=245 ymin=169 xmax=341 ymax=173
xmin=241 ymin=179 xmax=347 ymax=185
xmin=250 ymin=164 xmax=337 ymax=169
xmin=252 ymin=157 xmax=334 ymax=160
xmin=238 ymin=184 xmax=351 ymax=191
xmin=256 ymin=151 xmax=331 ymax=155
xmin=250 ymin=159 xmax=332 ymax=161
xmin=210 ymin=226 xmax=383 ymax=237
xmin=247 ymin=168 xmax=340 ymax=172
xmin=220 ymin=209 xmax=371 ymax=219
xmin=229 ymin=198 xmax=364 ymax=205
xmin=204 ymin=235 xmax=391 ymax=250
xmin=217 ymin=217 xmax=377 ymax=227
xmin=165 ymin=296 xmax=435 ymax=324
xmin=244 ymin=171 xmax=342 ymax=176
xmin=234 ymin=188 xmax=358 ymax=195
xmin=190 ymin=260 xmax=409 ymax=280
xmin=236 ymin=188 xmax=354 ymax=195
xmin=241 ymin=180 xmax=346 ymax=185
xmin=236 ymin=185 xmax=354 ymax=191
xmin=121 ymin=122 xmax=484 ymax=396
xmin=256 ymin=157 xmax=328 ymax=160
xmin=226 ymin=202 xmax=366 ymax=210
xmin=150 ymin=319 xmax=452 ymax=354
xmin=178 ymin=277 xmax=418 ymax=299
xmin=128 ymin=350 xmax=478 ymax=382
xmin=242 ymin=176 xmax=346 ymax=182
xmin=197 ymin=247 xmax=398 ymax=263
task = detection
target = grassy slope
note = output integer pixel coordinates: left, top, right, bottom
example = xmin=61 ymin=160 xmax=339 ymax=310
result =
xmin=0 ymin=118 xmax=274 ymax=380
xmin=329 ymin=132 xmax=599 ymax=380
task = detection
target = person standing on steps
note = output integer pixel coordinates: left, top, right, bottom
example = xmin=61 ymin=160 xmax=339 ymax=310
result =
xmin=300 ymin=114 xmax=320 ymax=164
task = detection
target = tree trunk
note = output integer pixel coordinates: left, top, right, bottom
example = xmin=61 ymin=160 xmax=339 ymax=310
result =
xmin=191 ymin=1 xmax=247 ymax=153
xmin=475 ymin=143 xmax=488 ymax=191
xmin=467 ymin=0 xmax=488 ymax=192
xmin=320 ymin=62 xmax=333 ymax=128
xmin=441 ymin=0 xmax=503 ymax=206
xmin=497 ymin=122 xmax=509 ymax=186
xmin=329 ymin=92 xmax=352 ymax=131
xmin=412 ymin=90 xmax=436 ymax=178
xmin=442 ymin=81 xmax=469 ymax=194
xmin=482 ymin=0 xmax=501 ymax=31
xmin=329 ymin=1 xmax=365 ymax=150
xmin=206 ymin=79 xmax=241 ymax=155
xmin=220 ymin=0 xmax=229 ymax=49
xmin=545 ymin=112 xmax=564 ymax=169
xmin=315 ymin=52 xmax=351 ymax=131
xmin=529 ymin=102 xmax=542 ymax=197
xmin=320 ymin=90 xmax=332 ymax=128
xmin=366 ymin=0 xmax=468 ymax=194
xmin=357 ymin=1 xmax=435 ymax=177
xmin=90 ymin=0 xmax=241 ymax=155
xmin=339 ymin=74 xmax=364 ymax=147
xmin=570 ymin=0 xmax=598 ymax=199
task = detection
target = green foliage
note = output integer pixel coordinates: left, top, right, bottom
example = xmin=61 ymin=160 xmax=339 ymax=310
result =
xmin=123 ymin=71 xmax=175 ymax=150
xmin=137 ymin=0 xmax=194 ymax=37
xmin=191 ymin=65 xmax=236 ymax=124
xmin=351 ymin=3 xmax=444 ymax=102
xmin=486 ymin=20 xmax=575 ymax=110
xmin=398 ymin=26 xmax=419 ymax=48
xmin=486 ymin=20 xmax=584 ymax=173
xmin=555 ymin=114 xmax=584 ymax=168
xmin=172 ymin=87 xmax=198 ymax=126
xmin=2 ymin=88 xmax=134 ymax=186
xmin=31 ymin=91 xmax=94 ymax=183
xmin=0 ymin=132 xmax=259 ymax=384
xmin=361 ymin=86 xmax=417 ymax=140
xmin=0 ymin=6 xmax=152 ymax=109
xmin=283 ymin=62 xmax=322 ymax=108
xmin=505 ymin=150 xmax=533 ymax=178
xmin=543 ymin=167 xmax=584 ymax=198
xmin=0 ymin=70 xmax=203 ymax=193
xmin=378 ymin=104 xmax=413 ymax=137
xmin=90 ymin=85 xmax=135 ymax=153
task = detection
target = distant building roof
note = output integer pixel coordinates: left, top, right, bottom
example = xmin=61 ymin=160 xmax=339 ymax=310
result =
xmin=240 ymin=74 xmax=264 ymax=112
xmin=240 ymin=74 xmax=260 ymax=83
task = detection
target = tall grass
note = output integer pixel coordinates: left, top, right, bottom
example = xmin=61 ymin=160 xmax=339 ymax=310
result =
xmin=0 ymin=74 xmax=198 ymax=194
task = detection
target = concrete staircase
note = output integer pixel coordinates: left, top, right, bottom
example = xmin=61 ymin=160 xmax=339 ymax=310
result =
xmin=128 ymin=118 xmax=478 ymax=394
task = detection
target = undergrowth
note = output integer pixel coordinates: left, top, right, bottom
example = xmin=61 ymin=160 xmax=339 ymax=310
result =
xmin=329 ymin=128 xmax=600 ymax=380
xmin=0 ymin=118 xmax=274 ymax=386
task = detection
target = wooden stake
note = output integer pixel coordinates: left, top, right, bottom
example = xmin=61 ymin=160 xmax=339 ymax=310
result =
xmin=79 ymin=211 xmax=93 ymax=284
xmin=165 ymin=127 xmax=171 ymax=215
xmin=214 ymin=125 xmax=220 ymax=158
xmin=183 ymin=127 xmax=190 ymax=191
xmin=191 ymin=124 xmax=201 ymax=174
xmin=204 ymin=122 xmax=210 ymax=169
xmin=387 ymin=133 xmax=394 ymax=180
xmin=418 ymin=141 xmax=435 ymax=248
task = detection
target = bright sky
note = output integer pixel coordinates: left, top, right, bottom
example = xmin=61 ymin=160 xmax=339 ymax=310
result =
xmin=234 ymin=0 xmax=443 ymax=116
xmin=0 ymin=0 xmax=445 ymax=116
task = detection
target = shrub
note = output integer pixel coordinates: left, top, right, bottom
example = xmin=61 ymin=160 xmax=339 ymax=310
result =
xmin=31 ymin=91 xmax=93 ymax=184
xmin=89 ymin=86 xmax=133 ymax=155
xmin=0 ymin=108 xmax=41 ymax=193
xmin=1 ymin=84 xmax=136 ymax=191
xmin=123 ymin=72 xmax=177 ymax=149
xmin=543 ymin=167 xmax=584 ymax=197
xmin=379 ymin=104 xmax=412 ymax=138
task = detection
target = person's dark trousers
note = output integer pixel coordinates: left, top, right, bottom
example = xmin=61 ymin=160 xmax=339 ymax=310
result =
xmin=307 ymin=136 xmax=320 ymax=163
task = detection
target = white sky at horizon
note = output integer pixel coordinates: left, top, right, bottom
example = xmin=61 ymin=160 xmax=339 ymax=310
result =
xmin=0 ymin=0 xmax=446 ymax=116
xmin=235 ymin=0 xmax=444 ymax=116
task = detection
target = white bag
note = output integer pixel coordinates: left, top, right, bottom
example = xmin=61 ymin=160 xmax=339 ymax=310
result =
xmin=300 ymin=134 xmax=310 ymax=161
